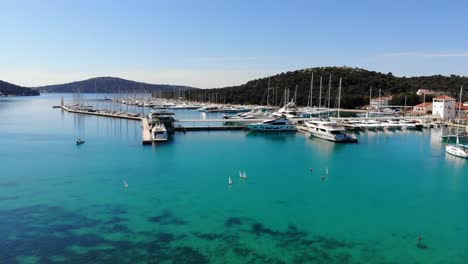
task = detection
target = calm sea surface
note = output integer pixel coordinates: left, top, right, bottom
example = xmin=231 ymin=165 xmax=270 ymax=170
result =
xmin=0 ymin=94 xmax=467 ymax=263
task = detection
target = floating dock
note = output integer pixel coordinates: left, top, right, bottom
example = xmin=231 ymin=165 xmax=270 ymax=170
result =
xmin=175 ymin=126 xmax=245 ymax=132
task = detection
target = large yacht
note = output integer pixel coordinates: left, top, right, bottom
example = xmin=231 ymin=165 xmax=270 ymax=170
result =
xmin=305 ymin=120 xmax=357 ymax=142
xmin=247 ymin=117 xmax=297 ymax=132
xmin=271 ymin=101 xmax=303 ymax=119
xmin=151 ymin=123 xmax=168 ymax=142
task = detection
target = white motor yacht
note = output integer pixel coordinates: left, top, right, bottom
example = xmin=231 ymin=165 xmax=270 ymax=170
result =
xmin=305 ymin=120 xmax=357 ymax=142
xmin=247 ymin=118 xmax=296 ymax=132
xmin=151 ymin=123 xmax=168 ymax=142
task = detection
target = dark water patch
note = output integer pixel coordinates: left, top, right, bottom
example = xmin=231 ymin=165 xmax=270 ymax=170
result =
xmin=50 ymin=224 xmax=81 ymax=233
xmin=417 ymin=242 xmax=429 ymax=249
xmin=223 ymin=216 xmax=360 ymax=263
xmin=193 ymin=232 xmax=224 ymax=241
xmin=225 ymin=217 xmax=244 ymax=227
xmin=170 ymin=246 xmax=208 ymax=263
xmin=232 ymin=247 xmax=252 ymax=257
xmin=0 ymin=195 xmax=19 ymax=201
xmin=0 ymin=181 xmax=19 ymax=187
xmin=315 ymin=235 xmax=352 ymax=250
xmin=251 ymin=223 xmax=279 ymax=236
xmin=148 ymin=210 xmax=187 ymax=225
xmin=0 ymin=205 xmax=209 ymax=263
xmin=105 ymin=216 xmax=126 ymax=225
xmin=104 ymin=224 xmax=131 ymax=233
xmin=110 ymin=208 xmax=127 ymax=215
xmin=156 ymin=232 xmax=175 ymax=243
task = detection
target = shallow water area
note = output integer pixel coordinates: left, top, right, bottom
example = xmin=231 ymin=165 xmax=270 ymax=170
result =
xmin=0 ymin=94 xmax=467 ymax=263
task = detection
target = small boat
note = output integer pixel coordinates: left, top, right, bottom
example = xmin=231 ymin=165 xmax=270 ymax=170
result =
xmin=228 ymin=176 xmax=233 ymax=185
xmin=76 ymin=139 xmax=85 ymax=145
xmin=240 ymin=171 xmax=248 ymax=179
xmin=123 ymin=180 xmax=128 ymax=188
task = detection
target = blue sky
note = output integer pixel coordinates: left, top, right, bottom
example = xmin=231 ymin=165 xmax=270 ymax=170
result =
xmin=1 ymin=0 xmax=467 ymax=88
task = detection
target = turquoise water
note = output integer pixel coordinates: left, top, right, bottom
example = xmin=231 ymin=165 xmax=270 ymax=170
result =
xmin=1 ymin=94 xmax=467 ymax=263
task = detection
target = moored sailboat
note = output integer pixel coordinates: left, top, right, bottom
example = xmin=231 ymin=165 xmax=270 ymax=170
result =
xmin=446 ymin=86 xmax=468 ymax=159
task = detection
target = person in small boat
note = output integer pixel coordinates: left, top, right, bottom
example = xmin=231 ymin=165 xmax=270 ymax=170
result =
xmin=321 ymin=175 xmax=325 ymax=181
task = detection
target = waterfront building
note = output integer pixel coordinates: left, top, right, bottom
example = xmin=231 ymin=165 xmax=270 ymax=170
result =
xmin=412 ymin=102 xmax=433 ymax=115
xmin=370 ymin=96 xmax=392 ymax=109
xmin=432 ymin=95 xmax=456 ymax=120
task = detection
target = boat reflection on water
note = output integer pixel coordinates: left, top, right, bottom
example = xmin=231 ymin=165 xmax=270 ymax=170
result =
xmin=445 ymin=153 xmax=468 ymax=168
xmin=245 ymin=131 xmax=296 ymax=142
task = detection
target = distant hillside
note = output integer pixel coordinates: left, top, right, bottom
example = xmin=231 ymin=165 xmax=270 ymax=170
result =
xmin=36 ymin=77 xmax=196 ymax=93
xmin=0 ymin=81 xmax=40 ymax=96
xmin=188 ymin=67 xmax=468 ymax=108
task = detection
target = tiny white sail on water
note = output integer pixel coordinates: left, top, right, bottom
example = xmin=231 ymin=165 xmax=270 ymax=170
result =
xmin=123 ymin=180 xmax=128 ymax=188
xmin=239 ymin=171 xmax=243 ymax=178
xmin=228 ymin=176 xmax=233 ymax=185
xmin=326 ymin=167 xmax=329 ymax=175
xmin=241 ymin=171 xmax=248 ymax=179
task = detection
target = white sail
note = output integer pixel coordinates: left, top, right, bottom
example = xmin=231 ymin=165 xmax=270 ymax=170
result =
xmin=239 ymin=171 xmax=243 ymax=178
xmin=326 ymin=167 xmax=329 ymax=175
xmin=123 ymin=180 xmax=128 ymax=188
xmin=228 ymin=176 xmax=233 ymax=185
xmin=241 ymin=171 xmax=247 ymax=179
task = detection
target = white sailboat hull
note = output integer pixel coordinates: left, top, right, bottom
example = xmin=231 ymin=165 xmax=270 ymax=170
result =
xmin=446 ymin=145 xmax=468 ymax=158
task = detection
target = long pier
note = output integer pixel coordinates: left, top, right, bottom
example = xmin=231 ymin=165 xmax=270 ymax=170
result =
xmin=61 ymin=106 xmax=143 ymax=121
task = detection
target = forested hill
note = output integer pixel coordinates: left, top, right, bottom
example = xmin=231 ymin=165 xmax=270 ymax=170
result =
xmin=0 ymin=81 xmax=40 ymax=96
xmin=191 ymin=67 xmax=468 ymax=108
xmin=36 ymin=77 xmax=196 ymax=93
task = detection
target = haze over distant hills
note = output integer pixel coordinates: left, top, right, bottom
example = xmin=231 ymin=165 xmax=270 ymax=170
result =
xmin=0 ymin=80 xmax=40 ymax=96
xmin=35 ymin=77 xmax=196 ymax=93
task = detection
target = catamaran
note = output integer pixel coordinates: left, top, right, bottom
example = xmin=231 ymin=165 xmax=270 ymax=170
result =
xmin=446 ymin=86 xmax=468 ymax=159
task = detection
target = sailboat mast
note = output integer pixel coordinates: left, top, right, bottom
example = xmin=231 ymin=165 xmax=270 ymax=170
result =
xmin=378 ymin=88 xmax=381 ymax=110
xmin=294 ymin=85 xmax=298 ymax=103
xmin=404 ymin=95 xmax=407 ymax=116
xmin=309 ymin=72 xmax=314 ymax=107
xmin=456 ymin=86 xmax=463 ymax=144
xmin=338 ymin=78 xmax=342 ymax=118
xmin=318 ymin=76 xmax=323 ymax=108
xmin=267 ymin=78 xmax=271 ymax=106
xmin=327 ymin=74 xmax=332 ymax=109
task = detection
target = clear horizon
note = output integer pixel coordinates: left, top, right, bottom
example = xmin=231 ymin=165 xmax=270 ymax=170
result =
xmin=1 ymin=0 xmax=468 ymax=88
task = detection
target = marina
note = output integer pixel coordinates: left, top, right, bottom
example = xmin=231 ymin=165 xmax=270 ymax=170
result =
xmin=1 ymin=93 xmax=467 ymax=264
xmin=59 ymin=98 xmax=452 ymax=145
xmin=3 ymin=1 xmax=468 ymax=263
